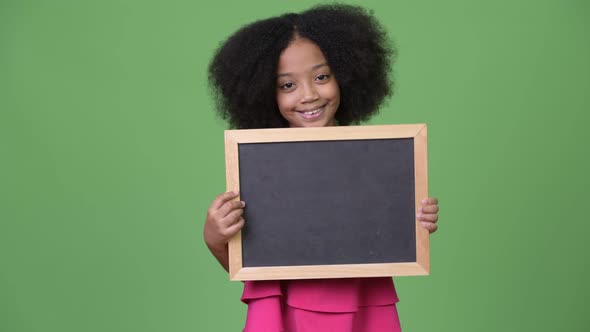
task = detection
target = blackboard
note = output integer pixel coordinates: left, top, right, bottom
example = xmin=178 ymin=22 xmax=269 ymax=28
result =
xmin=225 ymin=124 xmax=429 ymax=280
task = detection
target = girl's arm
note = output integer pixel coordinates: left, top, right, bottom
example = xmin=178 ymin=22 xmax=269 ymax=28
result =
xmin=418 ymin=197 xmax=439 ymax=233
xmin=203 ymin=191 xmax=245 ymax=272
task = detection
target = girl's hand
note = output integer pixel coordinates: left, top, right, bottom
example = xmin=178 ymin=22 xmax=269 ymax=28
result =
xmin=204 ymin=191 xmax=245 ymax=253
xmin=418 ymin=197 xmax=439 ymax=234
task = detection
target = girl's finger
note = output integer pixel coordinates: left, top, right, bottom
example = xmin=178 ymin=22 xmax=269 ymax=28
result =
xmin=421 ymin=221 xmax=438 ymax=233
xmin=421 ymin=197 xmax=438 ymax=205
xmin=211 ymin=191 xmax=240 ymax=210
xmin=420 ymin=204 xmax=439 ymax=214
xmin=219 ymin=200 xmax=246 ymax=218
xmin=417 ymin=212 xmax=438 ymax=223
xmin=224 ymin=217 xmax=245 ymax=238
xmin=221 ymin=208 xmax=245 ymax=228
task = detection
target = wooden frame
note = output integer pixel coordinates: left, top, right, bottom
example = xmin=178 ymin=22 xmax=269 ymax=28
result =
xmin=225 ymin=124 xmax=429 ymax=281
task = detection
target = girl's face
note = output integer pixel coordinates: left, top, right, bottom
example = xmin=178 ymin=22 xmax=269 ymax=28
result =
xmin=276 ymin=38 xmax=340 ymax=128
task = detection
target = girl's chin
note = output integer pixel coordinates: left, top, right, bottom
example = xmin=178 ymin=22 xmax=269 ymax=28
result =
xmin=290 ymin=118 xmax=335 ymax=128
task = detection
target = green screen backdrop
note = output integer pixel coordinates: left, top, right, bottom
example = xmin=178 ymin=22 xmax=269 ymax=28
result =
xmin=2 ymin=0 xmax=589 ymax=331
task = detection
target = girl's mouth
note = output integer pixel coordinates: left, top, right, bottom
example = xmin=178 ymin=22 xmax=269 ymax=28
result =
xmin=297 ymin=106 xmax=325 ymax=119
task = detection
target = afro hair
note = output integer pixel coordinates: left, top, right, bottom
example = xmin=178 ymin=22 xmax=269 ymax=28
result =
xmin=208 ymin=4 xmax=395 ymax=129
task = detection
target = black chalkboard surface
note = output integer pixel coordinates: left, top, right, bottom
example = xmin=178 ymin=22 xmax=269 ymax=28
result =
xmin=225 ymin=124 xmax=429 ymax=281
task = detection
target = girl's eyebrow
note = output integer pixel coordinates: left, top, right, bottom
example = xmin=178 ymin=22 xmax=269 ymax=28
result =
xmin=277 ymin=62 xmax=329 ymax=78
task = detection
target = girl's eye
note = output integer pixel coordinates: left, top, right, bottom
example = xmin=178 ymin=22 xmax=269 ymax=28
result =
xmin=316 ymin=74 xmax=330 ymax=81
xmin=280 ymin=82 xmax=295 ymax=90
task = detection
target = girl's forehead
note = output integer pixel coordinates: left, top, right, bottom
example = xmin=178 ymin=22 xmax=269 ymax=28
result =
xmin=277 ymin=38 xmax=327 ymax=75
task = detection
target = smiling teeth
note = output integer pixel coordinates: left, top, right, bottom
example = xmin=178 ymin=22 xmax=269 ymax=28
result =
xmin=303 ymin=108 xmax=322 ymax=115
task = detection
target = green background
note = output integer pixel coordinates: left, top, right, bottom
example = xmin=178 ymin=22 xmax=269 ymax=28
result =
xmin=2 ymin=0 xmax=589 ymax=331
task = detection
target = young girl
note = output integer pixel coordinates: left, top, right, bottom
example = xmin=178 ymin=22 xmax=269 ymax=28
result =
xmin=204 ymin=4 xmax=439 ymax=331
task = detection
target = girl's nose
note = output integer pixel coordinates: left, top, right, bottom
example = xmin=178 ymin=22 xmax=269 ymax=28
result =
xmin=300 ymin=83 xmax=319 ymax=103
